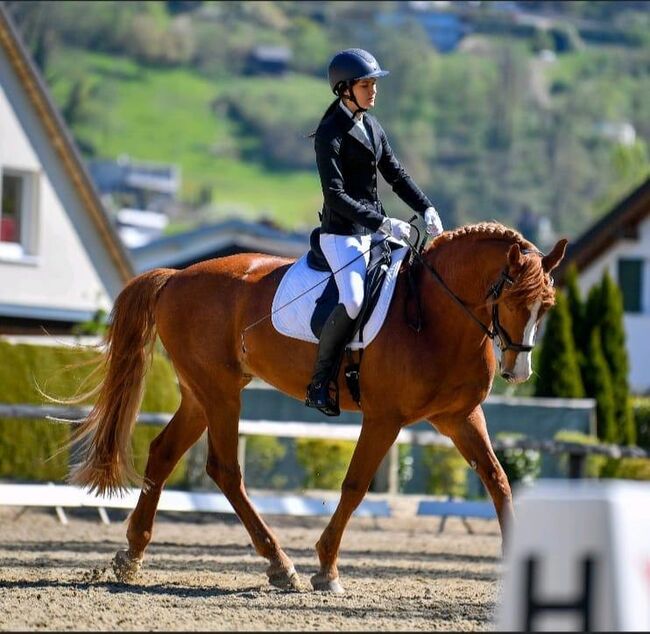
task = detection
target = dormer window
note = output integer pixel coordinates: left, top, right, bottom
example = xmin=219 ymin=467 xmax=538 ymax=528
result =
xmin=0 ymin=169 xmax=38 ymax=260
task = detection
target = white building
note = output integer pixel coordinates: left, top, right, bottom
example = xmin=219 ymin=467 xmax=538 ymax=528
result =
xmin=557 ymin=177 xmax=650 ymax=394
xmin=0 ymin=7 xmax=132 ymax=333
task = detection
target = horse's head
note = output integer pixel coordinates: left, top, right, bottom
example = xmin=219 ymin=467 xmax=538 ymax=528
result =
xmin=493 ymin=238 xmax=567 ymax=383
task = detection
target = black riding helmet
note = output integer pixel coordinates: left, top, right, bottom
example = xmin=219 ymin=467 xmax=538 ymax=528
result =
xmin=328 ymin=48 xmax=389 ymax=105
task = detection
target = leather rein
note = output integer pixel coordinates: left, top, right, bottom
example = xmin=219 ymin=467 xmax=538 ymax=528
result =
xmin=406 ymin=226 xmax=544 ymax=354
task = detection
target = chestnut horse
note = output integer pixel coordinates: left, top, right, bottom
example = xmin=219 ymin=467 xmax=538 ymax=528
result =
xmin=69 ymin=222 xmax=566 ymax=592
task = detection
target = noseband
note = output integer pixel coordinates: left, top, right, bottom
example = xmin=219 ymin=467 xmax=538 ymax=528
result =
xmin=408 ymin=239 xmax=544 ymax=354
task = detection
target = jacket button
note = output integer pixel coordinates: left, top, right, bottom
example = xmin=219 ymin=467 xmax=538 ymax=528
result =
xmin=371 ymin=173 xmax=376 ymax=181
xmin=372 ymin=187 xmax=377 ymax=194
xmin=371 ymin=160 xmax=376 ymax=166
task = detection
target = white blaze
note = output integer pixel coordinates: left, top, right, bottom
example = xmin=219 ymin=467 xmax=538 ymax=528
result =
xmin=513 ymin=299 xmax=541 ymax=380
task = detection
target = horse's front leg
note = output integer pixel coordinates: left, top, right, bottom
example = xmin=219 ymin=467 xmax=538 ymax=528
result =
xmin=432 ymin=405 xmax=514 ymax=549
xmin=312 ymin=419 xmax=400 ymax=593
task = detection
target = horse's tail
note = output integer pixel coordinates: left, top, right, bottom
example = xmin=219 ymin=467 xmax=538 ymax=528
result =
xmin=68 ymin=268 xmax=176 ymax=497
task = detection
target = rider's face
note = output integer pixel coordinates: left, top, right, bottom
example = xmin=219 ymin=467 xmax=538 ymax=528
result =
xmin=351 ymin=78 xmax=377 ymax=109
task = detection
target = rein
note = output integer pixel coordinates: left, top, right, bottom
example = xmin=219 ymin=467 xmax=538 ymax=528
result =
xmin=405 ymin=228 xmax=543 ymax=354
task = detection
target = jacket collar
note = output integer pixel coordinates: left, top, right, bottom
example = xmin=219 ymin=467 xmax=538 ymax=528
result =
xmin=334 ymin=104 xmax=377 ymax=155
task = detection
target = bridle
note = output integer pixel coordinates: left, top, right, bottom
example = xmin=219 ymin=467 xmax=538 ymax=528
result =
xmin=486 ymin=267 xmax=537 ymax=353
xmin=406 ymin=234 xmax=545 ymax=354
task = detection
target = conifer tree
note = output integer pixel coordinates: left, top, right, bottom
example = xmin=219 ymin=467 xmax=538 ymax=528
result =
xmin=534 ymin=291 xmax=585 ymax=398
xmin=583 ymin=327 xmax=617 ymax=443
xmin=583 ymin=282 xmax=603 ymax=343
xmin=564 ymin=263 xmax=586 ymax=370
xmin=599 ymin=271 xmax=635 ymax=445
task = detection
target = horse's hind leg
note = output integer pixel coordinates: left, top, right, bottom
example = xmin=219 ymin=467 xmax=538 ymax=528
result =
xmin=203 ymin=388 xmax=300 ymax=590
xmin=113 ymin=388 xmax=207 ymax=582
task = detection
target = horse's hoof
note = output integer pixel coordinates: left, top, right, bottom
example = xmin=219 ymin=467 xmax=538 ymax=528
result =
xmin=311 ymin=573 xmax=345 ymax=594
xmin=267 ymin=565 xmax=302 ymax=591
xmin=112 ymin=549 xmax=143 ymax=583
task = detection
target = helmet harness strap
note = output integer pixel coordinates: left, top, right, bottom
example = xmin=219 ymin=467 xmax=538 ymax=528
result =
xmin=337 ymin=80 xmax=367 ymax=118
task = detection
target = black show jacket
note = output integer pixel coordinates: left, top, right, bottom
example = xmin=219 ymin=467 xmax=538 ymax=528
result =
xmin=314 ymin=105 xmax=433 ymax=236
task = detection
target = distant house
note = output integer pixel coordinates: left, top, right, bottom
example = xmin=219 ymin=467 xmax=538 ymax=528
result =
xmin=245 ymin=45 xmax=292 ymax=76
xmin=556 ymin=177 xmax=650 ymax=394
xmin=130 ymin=218 xmax=310 ymax=274
xmin=382 ymin=4 xmax=470 ymax=53
xmin=87 ymin=155 xmax=181 ymax=213
xmin=0 ymin=6 xmax=133 ymax=334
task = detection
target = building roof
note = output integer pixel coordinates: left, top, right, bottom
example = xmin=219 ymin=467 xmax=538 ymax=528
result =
xmin=556 ymin=176 xmax=650 ymax=284
xmin=0 ymin=5 xmax=133 ymax=283
xmin=130 ymin=218 xmax=310 ymax=273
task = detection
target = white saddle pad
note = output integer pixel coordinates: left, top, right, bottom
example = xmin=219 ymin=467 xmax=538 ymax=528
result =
xmin=271 ymin=245 xmax=409 ymax=350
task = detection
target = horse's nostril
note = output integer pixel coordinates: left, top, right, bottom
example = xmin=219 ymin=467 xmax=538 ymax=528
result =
xmin=501 ymin=371 xmax=513 ymax=381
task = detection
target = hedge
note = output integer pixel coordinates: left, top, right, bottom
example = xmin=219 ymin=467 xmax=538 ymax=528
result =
xmin=633 ymin=397 xmax=650 ymax=450
xmin=0 ymin=341 xmax=183 ymax=485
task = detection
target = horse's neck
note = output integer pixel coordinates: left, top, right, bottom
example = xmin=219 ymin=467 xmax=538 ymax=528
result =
xmin=424 ymin=238 xmax=509 ymax=306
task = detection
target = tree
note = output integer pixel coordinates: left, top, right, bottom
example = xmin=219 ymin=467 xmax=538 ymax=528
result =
xmin=534 ymin=291 xmax=585 ymax=398
xmin=564 ymin=263 xmax=586 ymax=356
xmin=583 ymin=282 xmax=603 ymax=347
xmin=599 ymin=271 xmax=635 ymax=444
xmin=582 ymin=327 xmax=617 ymax=443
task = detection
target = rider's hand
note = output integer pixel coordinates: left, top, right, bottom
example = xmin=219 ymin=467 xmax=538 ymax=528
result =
xmin=424 ymin=207 xmax=444 ymax=237
xmin=380 ymin=217 xmax=412 ymax=241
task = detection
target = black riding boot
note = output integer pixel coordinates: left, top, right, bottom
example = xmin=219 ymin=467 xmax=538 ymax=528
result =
xmin=305 ymin=303 xmax=356 ymax=417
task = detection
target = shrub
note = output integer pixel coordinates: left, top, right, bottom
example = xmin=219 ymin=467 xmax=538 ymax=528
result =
xmin=421 ymin=445 xmax=468 ymax=498
xmin=607 ymin=457 xmax=650 ymax=481
xmin=295 ymin=438 xmax=355 ymax=490
xmin=495 ymin=433 xmax=541 ymax=487
xmin=633 ymin=398 xmax=650 ymax=450
xmin=0 ymin=341 xmax=183 ymax=485
xmin=553 ymin=429 xmax=607 ymax=478
xmin=244 ymin=435 xmax=287 ymax=490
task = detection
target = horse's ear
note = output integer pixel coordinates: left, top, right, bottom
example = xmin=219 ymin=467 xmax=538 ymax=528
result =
xmin=507 ymin=243 xmax=522 ymax=269
xmin=542 ymin=238 xmax=568 ymax=273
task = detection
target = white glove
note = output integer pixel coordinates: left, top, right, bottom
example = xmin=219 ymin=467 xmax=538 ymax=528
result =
xmin=380 ymin=217 xmax=412 ymax=241
xmin=424 ymin=207 xmax=443 ymax=237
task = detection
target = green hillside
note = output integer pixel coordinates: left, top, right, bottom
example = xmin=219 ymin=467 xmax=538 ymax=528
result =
xmin=47 ymin=47 xmax=326 ymax=230
xmin=9 ymin=0 xmax=649 ymax=240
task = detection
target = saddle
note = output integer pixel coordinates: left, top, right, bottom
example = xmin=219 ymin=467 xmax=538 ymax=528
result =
xmin=270 ymin=227 xmax=419 ymax=406
xmin=306 ymin=228 xmax=396 ymax=340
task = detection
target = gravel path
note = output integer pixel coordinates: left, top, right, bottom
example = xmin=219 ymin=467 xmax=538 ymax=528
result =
xmin=0 ymin=501 xmax=502 ymax=631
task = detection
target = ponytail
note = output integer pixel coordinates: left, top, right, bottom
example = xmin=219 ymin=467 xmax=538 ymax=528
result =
xmin=308 ymin=98 xmax=339 ymax=138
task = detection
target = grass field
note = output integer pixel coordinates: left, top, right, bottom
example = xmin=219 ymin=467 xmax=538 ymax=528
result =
xmin=47 ymin=47 xmax=325 ymax=230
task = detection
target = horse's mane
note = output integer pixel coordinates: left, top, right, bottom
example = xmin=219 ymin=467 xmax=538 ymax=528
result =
xmin=425 ymin=221 xmax=555 ymax=308
xmin=426 ymin=221 xmax=535 ymax=251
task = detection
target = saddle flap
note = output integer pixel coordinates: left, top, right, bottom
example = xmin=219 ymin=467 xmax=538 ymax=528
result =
xmin=271 ymin=242 xmax=410 ymax=351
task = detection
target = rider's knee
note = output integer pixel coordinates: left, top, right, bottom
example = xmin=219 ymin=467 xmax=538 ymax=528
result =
xmin=343 ymin=294 xmax=363 ymax=320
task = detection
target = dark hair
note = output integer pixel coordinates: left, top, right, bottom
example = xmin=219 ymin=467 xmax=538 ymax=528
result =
xmin=308 ymin=98 xmax=339 ymax=139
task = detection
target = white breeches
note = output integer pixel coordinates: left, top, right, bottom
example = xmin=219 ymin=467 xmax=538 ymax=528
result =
xmin=319 ymin=233 xmax=372 ymax=320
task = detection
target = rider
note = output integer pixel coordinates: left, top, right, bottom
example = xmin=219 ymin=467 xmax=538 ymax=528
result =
xmin=305 ymin=47 xmax=444 ymax=416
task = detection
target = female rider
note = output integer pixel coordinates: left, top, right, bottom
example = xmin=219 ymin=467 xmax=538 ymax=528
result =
xmin=305 ymin=48 xmax=444 ymax=416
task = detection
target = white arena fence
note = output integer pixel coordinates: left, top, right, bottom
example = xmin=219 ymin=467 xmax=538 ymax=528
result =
xmin=0 ymin=404 xmax=647 ymax=525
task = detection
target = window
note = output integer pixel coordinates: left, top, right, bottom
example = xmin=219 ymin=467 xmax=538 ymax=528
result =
xmin=0 ymin=169 xmax=38 ymax=258
xmin=617 ymin=258 xmax=643 ymax=313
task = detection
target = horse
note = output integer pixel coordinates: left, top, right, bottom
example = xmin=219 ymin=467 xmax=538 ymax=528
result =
xmin=67 ymin=221 xmax=567 ymax=593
